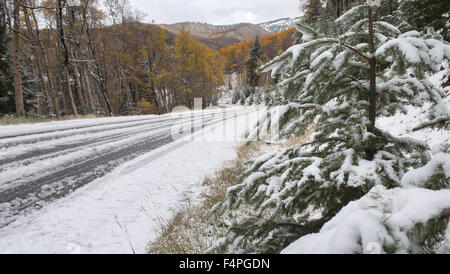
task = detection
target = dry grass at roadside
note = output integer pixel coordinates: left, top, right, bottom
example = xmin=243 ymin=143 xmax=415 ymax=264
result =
xmin=283 ymin=125 xmax=316 ymax=147
xmin=147 ymin=143 xmax=262 ymax=254
xmin=146 ymin=125 xmax=317 ymax=254
xmin=0 ymin=115 xmax=100 ymax=125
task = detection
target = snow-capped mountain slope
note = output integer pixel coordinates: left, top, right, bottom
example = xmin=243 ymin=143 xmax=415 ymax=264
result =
xmin=158 ymin=16 xmax=302 ymax=49
xmin=257 ymin=17 xmax=302 ymax=33
xmin=159 ymin=22 xmax=271 ymax=49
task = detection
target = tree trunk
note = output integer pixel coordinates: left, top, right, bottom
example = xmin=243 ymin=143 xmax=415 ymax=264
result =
xmin=23 ymin=5 xmax=50 ymax=115
xmin=147 ymin=57 xmax=161 ymax=115
xmin=366 ymin=5 xmax=378 ymax=161
xmin=81 ymin=3 xmax=113 ymax=116
xmin=344 ymin=0 xmax=350 ymax=11
xmin=71 ymin=51 xmax=86 ymax=115
xmin=67 ymin=6 xmax=86 ymax=115
xmin=63 ymin=66 xmax=78 ymax=116
xmin=13 ymin=0 xmax=24 ymax=117
xmin=82 ymin=65 xmax=96 ymax=113
xmin=28 ymin=2 xmax=60 ymax=118
xmin=0 ymin=0 xmax=7 ymax=28
xmin=98 ymin=69 xmax=113 ymax=116
xmin=57 ymin=0 xmax=78 ymax=116
xmin=34 ymin=57 xmax=50 ymax=115
xmin=368 ymin=6 xmax=377 ymax=134
xmin=56 ymin=78 xmax=68 ymax=114
xmin=161 ymin=75 xmax=169 ymax=113
xmin=335 ymin=0 xmax=342 ymax=18
xmin=49 ymin=73 xmax=61 ymax=118
xmin=119 ymin=68 xmax=133 ymax=113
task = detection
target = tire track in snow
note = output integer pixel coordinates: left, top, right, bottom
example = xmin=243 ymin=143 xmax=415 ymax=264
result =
xmin=0 ymin=108 xmax=254 ymax=227
xmin=0 ymin=115 xmax=214 ymax=167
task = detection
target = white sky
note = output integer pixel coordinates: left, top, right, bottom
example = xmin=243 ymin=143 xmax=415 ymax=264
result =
xmin=129 ymin=0 xmax=303 ymax=25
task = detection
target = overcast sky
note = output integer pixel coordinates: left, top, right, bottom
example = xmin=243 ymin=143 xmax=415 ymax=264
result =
xmin=129 ymin=0 xmax=303 ymax=25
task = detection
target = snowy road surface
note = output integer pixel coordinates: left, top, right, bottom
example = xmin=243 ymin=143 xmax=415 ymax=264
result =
xmin=0 ymin=106 xmax=263 ymax=253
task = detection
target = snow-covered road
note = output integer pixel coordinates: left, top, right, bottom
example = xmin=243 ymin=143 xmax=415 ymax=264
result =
xmin=0 ymin=106 xmax=264 ymax=253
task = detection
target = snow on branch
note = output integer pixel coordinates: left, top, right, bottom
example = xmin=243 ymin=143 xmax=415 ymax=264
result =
xmin=282 ymin=186 xmax=450 ymax=254
xmin=335 ymin=5 xmax=367 ymax=25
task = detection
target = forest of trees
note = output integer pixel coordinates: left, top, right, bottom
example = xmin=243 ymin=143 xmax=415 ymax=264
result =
xmin=220 ymin=27 xmax=295 ymax=87
xmin=0 ymin=0 xmax=218 ymax=117
xmin=0 ymin=0 xmax=298 ymax=118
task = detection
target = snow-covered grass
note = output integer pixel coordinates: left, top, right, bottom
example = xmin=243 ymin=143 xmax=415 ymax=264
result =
xmin=0 ymin=107 xmax=264 ymax=254
xmin=147 ymin=121 xmax=316 ymax=254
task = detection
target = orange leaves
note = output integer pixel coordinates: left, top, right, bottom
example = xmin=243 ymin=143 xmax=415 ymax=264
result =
xmin=220 ymin=28 xmax=296 ymax=74
xmin=136 ymin=98 xmax=155 ymax=114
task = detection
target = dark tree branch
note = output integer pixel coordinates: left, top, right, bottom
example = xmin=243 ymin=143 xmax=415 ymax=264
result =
xmin=20 ymin=4 xmax=58 ymax=10
xmin=413 ymin=116 xmax=450 ymax=132
xmin=302 ymin=137 xmax=348 ymax=147
xmin=442 ymin=208 xmax=450 ymax=218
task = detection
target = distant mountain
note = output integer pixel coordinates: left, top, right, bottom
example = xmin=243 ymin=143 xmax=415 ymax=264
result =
xmin=158 ymin=17 xmax=301 ymax=50
xmin=159 ymin=22 xmax=271 ymax=49
xmin=257 ymin=17 xmax=302 ymax=33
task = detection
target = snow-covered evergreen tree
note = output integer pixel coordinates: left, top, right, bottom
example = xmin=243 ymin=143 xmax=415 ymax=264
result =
xmin=264 ymin=92 xmax=272 ymax=106
xmin=0 ymin=23 xmax=13 ymax=114
xmin=399 ymin=0 xmax=450 ymax=42
xmin=231 ymin=90 xmax=241 ymax=105
xmin=212 ymin=2 xmax=450 ymax=254
xmin=248 ymin=94 xmax=254 ymax=105
xmin=0 ymin=24 xmax=39 ymax=115
xmin=247 ymin=38 xmax=262 ymax=88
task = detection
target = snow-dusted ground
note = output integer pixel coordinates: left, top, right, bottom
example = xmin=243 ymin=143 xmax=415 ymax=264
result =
xmin=0 ymin=107 xmax=259 ymax=227
xmin=0 ymin=106 xmax=265 ymax=254
xmin=377 ymin=66 xmax=449 ymax=149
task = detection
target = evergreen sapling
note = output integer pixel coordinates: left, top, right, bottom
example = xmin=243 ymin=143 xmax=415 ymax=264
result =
xmin=212 ymin=2 xmax=450 ymax=254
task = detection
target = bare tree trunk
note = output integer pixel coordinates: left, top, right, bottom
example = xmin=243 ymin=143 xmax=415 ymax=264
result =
xmin=344 ymin=0 xmax=350 ymax=11
xmin=368 ymin=6 xmax=377 ymax=134
xmin=44 ymin=57 xmax=61 ymax=118
xmin=161 ymin=75 xmax=169 ymax=113
xmin=119 ymin=69 xmax=132 ymax=113
xmin=91 ymin=79 xmax=102 ymax=108
xmin=147 ymin=56 xmax=161 ymax=114
xmin=366 ymin=5 xmax=377 ymax=160
xmin=81 ymin=1 xmax=112 ymax=116
xmin=56 ymin=78 xmax=68 ymax=114
xmin=13 ymin=0 xmax=24 ymax=117
xmin=71 ymin=52 xmax=86 ymax=115
xmin=34 ymin=57 xmax=50 ymax=114
xmin=84 ymin=19 xmax=113 ymax=116
xmin=28 ymin=2 xmax=60 ymax=118
xmin=63 ymin=66 xmax=78 ymax=115
xmin=82 ymin=64 xmax=95 ymax=113
xmin=22 ymin=5 xmax=50 ymax=115
xmin=57 ymin=0 xmax=78 ymax=116
xmin=67 ymin=6 xmax=86 ymax=116
xmin=335 ymin=0 xmax=342 ymax=18
xmin=0 ymin=0 xmax=7 ymax=28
